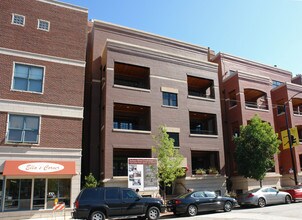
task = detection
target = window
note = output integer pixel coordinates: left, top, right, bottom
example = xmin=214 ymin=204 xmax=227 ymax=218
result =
xmin=47 ymin=179 xmax=71 ymax=209
xmin=272 ymin=80 xmax=282 ymax=88
xmin=12 ymin=14 xmax=25 ymax=26
xmin=123 ymin=189 xmax=138 ymax=199
xmin=12 ymin=63 xmax=44 ymax=93
xmin=167 ymin=132 xmax=179 ymax=147
xmin=163 ymin=92 xmax=178 ymax=107
xmin=189 ymin=112 xmax=218 ymax=135
xmin=105 ymin=188 xmax=119 ymax=200
xmin=7 ymin=114 xmax=40 ymax=144
xmin=38 ymin=19 xmax=50 ymax=31
xmin=114 ymin=62 xmax=150 ymax=89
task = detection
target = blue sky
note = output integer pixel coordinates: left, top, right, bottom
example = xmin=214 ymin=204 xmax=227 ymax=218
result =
xmin=63 ymin=0 xmax=302 ymax=75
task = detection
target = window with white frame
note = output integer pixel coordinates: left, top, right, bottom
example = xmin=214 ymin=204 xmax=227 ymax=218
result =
xmin=7 ymin=114 xmax=40 ymax=144
xmin=38 ymin=19 xmax=50 ymax=31
xmin=12 ymin=63 xmax=44 ymax=93
xmin=12 ymin=14 xmax=25 ymax=26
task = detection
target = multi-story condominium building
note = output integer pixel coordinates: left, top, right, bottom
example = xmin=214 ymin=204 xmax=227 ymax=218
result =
xmin=271 ymin=75 xmax=302 ymax=186
xmin=0 ymin=0 xmax=87 ymax=218
xmin=84 ymin=21 xmax=226 ymax=196
xmin=211 ymin=52 xmax=302 ymax=193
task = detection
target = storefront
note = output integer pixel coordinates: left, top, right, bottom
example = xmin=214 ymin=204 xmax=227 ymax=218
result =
xmin=0 ymin=160 xmax=77 ymax=212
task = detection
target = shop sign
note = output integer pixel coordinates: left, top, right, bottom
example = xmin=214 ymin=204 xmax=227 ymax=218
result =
xmin=3 ymin=160 xmax=76 ymax=176
xmin=18 ymin=162 xmax=64 ymax=173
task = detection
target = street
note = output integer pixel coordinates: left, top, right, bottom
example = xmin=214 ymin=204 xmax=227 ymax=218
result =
xmin=161 ymin=202 xmax=302 ymax=220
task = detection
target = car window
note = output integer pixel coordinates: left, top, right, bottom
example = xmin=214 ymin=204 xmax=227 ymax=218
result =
xmin=191 ymin=192 xmax=205 ymax=198
xmin=123 ymin=190 xmax=138 ymax=199
xmin=205 ymin=191 xmax=216 ymax=198
xmin=106 ymin=188 xmax=119 ymax=200
xmin=268 ymin=188 xmax=277 ymax=193
xmin=248 ymin=188 xmax=261 ymax=193
xmin=81 ymin=188 xmax=100 ymax=200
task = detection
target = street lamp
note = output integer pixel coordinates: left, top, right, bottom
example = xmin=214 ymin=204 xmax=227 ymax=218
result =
xmin=284 ymin=91 xmax=301 ymax=186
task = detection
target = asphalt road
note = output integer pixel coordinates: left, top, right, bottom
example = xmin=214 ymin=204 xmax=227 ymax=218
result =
xmin=161 ymin=202 xmax=302 ymax=220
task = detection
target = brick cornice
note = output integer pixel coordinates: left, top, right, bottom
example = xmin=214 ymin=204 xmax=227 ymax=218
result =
xmin=215 ymin=52 xmax=292 ymax=77
xmin=93 ymin=20 xmax=208 ymax=56
xmin=105 ymin=39 xmax=218 ymax=73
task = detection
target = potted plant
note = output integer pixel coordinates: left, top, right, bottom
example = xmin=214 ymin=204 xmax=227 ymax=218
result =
xmin=208 ymin=167 xmax=219 ymax=174
xmin=195 ymin=168 xmax=206 ymax=175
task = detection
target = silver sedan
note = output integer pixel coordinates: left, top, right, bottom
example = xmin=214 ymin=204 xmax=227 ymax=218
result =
xmin=237 ymin=187 xmax=292 ymax=207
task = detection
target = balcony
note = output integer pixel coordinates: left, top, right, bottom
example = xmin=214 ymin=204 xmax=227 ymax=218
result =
xmin=187 ymin=76 xmax=215 ymax=99
xmin=113 ymin=103 xmax=151 ymax=132
xmin=292 ymin=98 xmax=302 ymax=116
xmin=191 ymin=151 xmax=220 ymax=175
xmin=189 ymin=112 xmax=217 ymax=135
xmin=244 ymin=89 xmax=268 ymax=110
xmin=114 ymin=62 xmax=150 ymax=90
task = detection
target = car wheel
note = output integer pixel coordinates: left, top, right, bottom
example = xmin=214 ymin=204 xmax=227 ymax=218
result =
xmin=90 ymin=211 xmax=105 ymax=220
xmin=224 ymin=201 xmax=233 ymax=212
xmin=187 ymin=204 xmax=198 ymax=216
xmin=285 ymin=195 xmax=292 ymax=204
xmin=258 ymin=197 xmax=266 ymax=208
xmin=146 ymin=206 xmax=160 ymax=220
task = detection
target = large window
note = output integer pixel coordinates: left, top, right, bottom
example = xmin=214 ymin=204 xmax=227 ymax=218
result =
xmin=189 ymin=112 xmax=218 ymax=135
xmin=12 ymin=63 xmax=44 ymax=93
xmin=7 ymin=114 xmax=40 ymax=144
xmin=114 ymin=62 xmax=150 ymax=89
xmin=163 ymin=92 xmax=178 ymax=107
xmin=113 ymin=149 xmax=151 ymax=176
xmin=272 ymin=80 xmax=283 ymax=88
xmin=47 ymin=179 xmax=71 ymax=209
xmin=187 ymin=75 xmax=215 ymax=99
xmin=4 ymin=178 xmax=71 ymax=211
xmin=113 ymin=103 xmax=151 ymax=131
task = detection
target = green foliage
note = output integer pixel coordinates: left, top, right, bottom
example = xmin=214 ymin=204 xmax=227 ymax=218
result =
xmin=195 ymin=168 xmax=206 ymax=175
xmin=234 ymin=115 xmax=281 ymax=182
xmin=84 ymin=173 xmax=98 ymax=188
xmin=152 ymin=126 xmax=185 ymax=187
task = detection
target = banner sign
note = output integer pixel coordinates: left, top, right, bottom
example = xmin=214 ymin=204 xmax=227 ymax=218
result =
xmin=128 ymin=158 xmax=158 ymax=191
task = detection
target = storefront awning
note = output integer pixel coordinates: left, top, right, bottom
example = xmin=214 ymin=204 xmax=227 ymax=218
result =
xmin=3 ymin=160 xmax=76 ymax=176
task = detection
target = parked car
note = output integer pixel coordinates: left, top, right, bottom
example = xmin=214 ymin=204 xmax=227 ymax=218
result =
xmin=280 ymin=185 xmax=302 ymax=202
xmin=166 ymin=191 xmax=238 ymax=217
xmin=237 ymin=187 xmax=292 ymax=207
xmin=72 ymin=187 xmax=165 ymax=220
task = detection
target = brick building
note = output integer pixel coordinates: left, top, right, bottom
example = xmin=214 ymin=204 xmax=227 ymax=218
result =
xmin=212 ymin=53 xmax=302 ymax=192
xmin=0 ymin=0 xmax=87 ymax=218
xmin=83 ymin=20 xmax=226 ymax=196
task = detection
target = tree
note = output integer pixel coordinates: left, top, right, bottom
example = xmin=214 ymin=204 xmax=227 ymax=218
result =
xmin=84 ymin=173 xmax=98 ymax=188
xmin=152 ymin=126 xmax=185 ymax=199
xmin=234 ymin=115 xmax=281 ymax=187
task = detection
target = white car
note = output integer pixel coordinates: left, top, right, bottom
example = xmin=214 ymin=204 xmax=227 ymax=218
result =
xmin=237 ymin=187 xmax=292 ymax=207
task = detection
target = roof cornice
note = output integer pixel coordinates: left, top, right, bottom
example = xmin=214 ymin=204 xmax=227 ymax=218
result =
xmin=216 ymin=52 xmax=292 ymax=77
xmin=93 ymin=20 xmax=208 ymax=55
xmin=104 ymin=39 xmax=217 ymax=73
xmin=286 ymin=82 xmax=302 ymax=92
xmin=223 ymin=70 xmax=270 ymax=85
xmin=36 ymin=0 xmax=88 ymax=13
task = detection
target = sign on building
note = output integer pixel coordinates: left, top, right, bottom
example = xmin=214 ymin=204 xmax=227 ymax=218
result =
xmin=128 ymin=158 xmax=158 ymax=191
xmin=281 ymin=127 xmax=299 ymax=149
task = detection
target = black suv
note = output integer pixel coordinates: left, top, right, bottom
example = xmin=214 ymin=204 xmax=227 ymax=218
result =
xmin=72 ymin=187 xmax=165 ymax=220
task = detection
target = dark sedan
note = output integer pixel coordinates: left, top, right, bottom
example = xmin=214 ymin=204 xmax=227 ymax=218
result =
xmin=166 ymin=191 xmax=238 ymax=217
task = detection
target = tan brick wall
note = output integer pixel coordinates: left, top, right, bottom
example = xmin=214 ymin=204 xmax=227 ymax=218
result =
xmin=0 ymin=0 xmax=87 ymax=61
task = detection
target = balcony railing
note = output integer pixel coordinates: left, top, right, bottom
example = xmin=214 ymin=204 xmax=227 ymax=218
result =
xmin=245 ymin=101 xmax=268 ymax=110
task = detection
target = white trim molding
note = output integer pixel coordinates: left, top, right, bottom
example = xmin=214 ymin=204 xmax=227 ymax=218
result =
xmin=0 ymin=99 xmax=83 ymax=119
xmin=36 ymin=0 xmax=88 ymax=13
xmin=0 ymin=47 xmax=86 ymax=67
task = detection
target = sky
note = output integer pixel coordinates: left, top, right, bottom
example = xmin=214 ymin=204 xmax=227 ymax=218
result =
xmin=62 ymin=0 xmax=302 ymax=75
